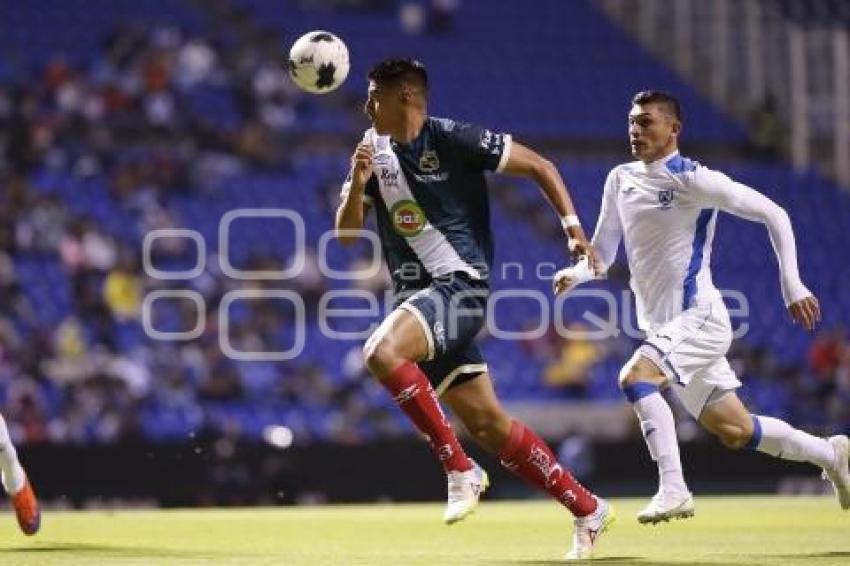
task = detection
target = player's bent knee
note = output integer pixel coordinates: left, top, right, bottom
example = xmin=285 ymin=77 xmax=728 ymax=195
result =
xmin=618 ymin=364 xmax=647 ymax=388
xmin=362 ymin=337 xmax=402 ymax=377
xmin=618 ymin=354 xmax=665 ymax=390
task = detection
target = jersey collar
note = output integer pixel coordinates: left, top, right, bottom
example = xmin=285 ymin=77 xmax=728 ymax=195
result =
xmin=642 ymin=149 xmax=680 ymax=173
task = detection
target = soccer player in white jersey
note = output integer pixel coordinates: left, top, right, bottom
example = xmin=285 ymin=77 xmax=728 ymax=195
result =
xmin=0 ymin=413 xmax=40 ymax=534
xmin=555 ymin=90 xmax=850 ymax=524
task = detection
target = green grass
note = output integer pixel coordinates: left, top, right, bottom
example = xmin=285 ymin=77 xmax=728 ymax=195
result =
xmin=0 ymin=497 xmax=847 ymax=565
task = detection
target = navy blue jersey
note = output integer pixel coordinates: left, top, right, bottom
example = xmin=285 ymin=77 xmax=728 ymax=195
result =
xmin=341 ymin=117 xmax=511 ymax=294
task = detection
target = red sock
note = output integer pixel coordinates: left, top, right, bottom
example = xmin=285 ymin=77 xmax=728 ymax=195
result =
xmin=381 ymin=361 xmax=472 ymax=473
xmin=499 ymin=420 xmax=597 ymax=516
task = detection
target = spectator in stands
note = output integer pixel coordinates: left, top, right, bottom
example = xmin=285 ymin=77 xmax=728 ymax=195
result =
xmin=543 ymin=323 xmax=601 ymax=395
xmin=103 ymin=249 xmax=142 ymax=322
xmin=747 ymin=93 xmax=783 ymax=161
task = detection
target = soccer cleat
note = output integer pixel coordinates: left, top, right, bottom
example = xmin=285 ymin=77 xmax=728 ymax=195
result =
xmin=565 ymin=497 xmax=615 ymax=560
xmin=821 ymin=435 xmax=850 ymax=510
xmin=443 ymin=460 xmax=489 ymax=525
xmin=11 ymin=477 xmax=40 ymax=535
xmin=637 ymin=490 xmax=695 ymax=524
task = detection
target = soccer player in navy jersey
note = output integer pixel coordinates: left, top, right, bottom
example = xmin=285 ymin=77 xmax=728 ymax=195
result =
xmin=335 ymin=58 xmax=612 ymax=559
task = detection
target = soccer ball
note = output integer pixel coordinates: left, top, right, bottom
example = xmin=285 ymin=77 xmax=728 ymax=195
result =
xmin=287 ymin=31 xmax=350 ymax=94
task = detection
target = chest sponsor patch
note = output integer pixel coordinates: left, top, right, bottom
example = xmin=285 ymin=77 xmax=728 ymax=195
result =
xmin=390 ymin=200 xmax=427 ymax=237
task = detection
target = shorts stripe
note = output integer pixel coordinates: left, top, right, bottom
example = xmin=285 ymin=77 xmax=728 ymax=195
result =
xmin=398 ymin=302 xmax=436 ymax=361
xmin=640 ymin=342 xmax=683 ymax=384
xmin=435 ymin=363 xmax=487 ymax=397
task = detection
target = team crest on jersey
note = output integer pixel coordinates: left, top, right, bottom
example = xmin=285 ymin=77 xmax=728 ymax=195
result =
xmin=419 ymin=150 xmax=440 ymax=172
xmin=390 ymin=200 xmax=427 ymax=237
xmin=657 ymin=188 xmax=674 ymax=209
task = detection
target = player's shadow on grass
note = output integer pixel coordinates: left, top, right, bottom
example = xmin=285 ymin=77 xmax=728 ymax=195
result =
xmin=499 ymin=554 xmax=850 ymax=566
xmin=3 ymin=541 xmax=209 ymax=559
xmin=494 ymin=559 xmax=740 ymax=566
xmin=499 ymin=559 xmax=643 ymax=565
xmin=771 ymin=551 xmax=850 ymax=560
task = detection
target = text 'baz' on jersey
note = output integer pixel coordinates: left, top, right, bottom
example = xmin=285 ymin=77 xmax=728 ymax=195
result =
xmin=341 ymin=116 xmax=512 ymax=294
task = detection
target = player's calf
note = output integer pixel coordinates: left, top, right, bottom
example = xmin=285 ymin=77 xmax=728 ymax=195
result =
xmin=712 ymin=422 xmax=753 ymax=451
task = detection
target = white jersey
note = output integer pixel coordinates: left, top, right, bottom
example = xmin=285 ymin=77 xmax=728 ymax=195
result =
xmin=591 ymin=150 xmax=811 ymax=331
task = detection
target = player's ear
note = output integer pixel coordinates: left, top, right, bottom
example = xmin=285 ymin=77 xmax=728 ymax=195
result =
xmin=670 ymin=119 xmax=682 ymax=139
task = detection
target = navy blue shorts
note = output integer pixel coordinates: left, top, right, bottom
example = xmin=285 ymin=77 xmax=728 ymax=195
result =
xmin=395 ymin=273 xmax=489 ymax=395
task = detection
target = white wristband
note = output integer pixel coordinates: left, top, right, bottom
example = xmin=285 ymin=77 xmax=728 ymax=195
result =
xmin=560 ymin=214 xmax=581 ymax=232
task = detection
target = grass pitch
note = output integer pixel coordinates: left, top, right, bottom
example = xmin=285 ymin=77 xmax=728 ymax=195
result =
xmin=0 ymin=496 xmax=846 ymax=565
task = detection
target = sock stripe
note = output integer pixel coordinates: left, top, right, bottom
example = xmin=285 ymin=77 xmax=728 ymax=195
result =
xmin=622 ymin=382 xmax=659 ymax=403
xmin=744 ymin=414 xmax=763 ymax=450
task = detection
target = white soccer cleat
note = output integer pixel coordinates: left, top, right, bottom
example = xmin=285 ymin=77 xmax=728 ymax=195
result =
xmin=565 ymin=497 xmax=615 ymax=560
xmin=822 ymin=435 xmax=850 ymax=510
xmin=443 ymin=461 xmax=489 ymax=525
xmin=637 ymin=490 xmax=695 ymax=524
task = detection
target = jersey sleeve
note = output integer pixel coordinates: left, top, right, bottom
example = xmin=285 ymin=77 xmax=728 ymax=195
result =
xmin=689 ymin=166 xmax=811 ymax=305
xmin=340 ymin=171 xmax=376 ymax=206
xmin=446 ymin=120 xmax=513 ymax=173
xmin=590 ymin=168 xmax=624 ymax=272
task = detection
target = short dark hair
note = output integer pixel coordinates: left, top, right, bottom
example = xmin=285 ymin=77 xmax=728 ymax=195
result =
xmin=367 ymin=58 xmax=428 ymax=91
xmin=632 ymin=90 xmax=682 ymax=122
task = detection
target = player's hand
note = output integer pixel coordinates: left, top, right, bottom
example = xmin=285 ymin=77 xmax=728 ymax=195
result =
xmin=349 ymin=142 xmax=374 ymax=189
xmin=788 ymin=295 xmax=821 ymax=332
xmin=569 ymin=237 xmax=603 ymax=277
xmin=553 ymin=256 xmax=595 ymax=296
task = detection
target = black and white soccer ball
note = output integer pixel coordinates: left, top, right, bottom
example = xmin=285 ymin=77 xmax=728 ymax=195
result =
xmin=287 ymin=31 xmax=350 ymax=94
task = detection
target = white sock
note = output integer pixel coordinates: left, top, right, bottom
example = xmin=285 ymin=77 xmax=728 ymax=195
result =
xmin=0 ymin=414 xmax=25 ymax=495
xmin=626 ymin=386 xmax=689 ymax=495
xmin=750 ymin=415 xmax=836 ymax=470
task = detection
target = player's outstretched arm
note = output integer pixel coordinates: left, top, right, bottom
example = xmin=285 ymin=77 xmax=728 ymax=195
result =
xmin=500 ymin=141 xmax=598 ymax=266
xmin=335 ymin=141 xmax=373 ymax=246
xmin=589 ymin=169 xmax=623 ymax=276
xmin=692 ymin=168 xmax=821 ymax=330
xmin=553 ymin=169 xmax=623 ymax=296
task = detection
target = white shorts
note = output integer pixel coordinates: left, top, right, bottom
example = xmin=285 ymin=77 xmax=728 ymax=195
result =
xmin=636 ymin=299 xmax=741 ymax=419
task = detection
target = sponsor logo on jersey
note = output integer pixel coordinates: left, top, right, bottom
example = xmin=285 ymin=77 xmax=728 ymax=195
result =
xmin=658 ymin=188 xmax=674 ymax=209
xmin=379 ymin=167 xmax=399 ymax=187
xmin=413 ymin=172 xmax=450 ymax=183
xmin=390 ymin=200 xmax=427 ymax=237
xmin=479 ymin=129 xmax=502 ymax=155
xmin=419 ymin=150 xmax=440 ymax=172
